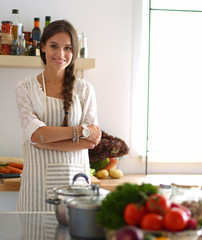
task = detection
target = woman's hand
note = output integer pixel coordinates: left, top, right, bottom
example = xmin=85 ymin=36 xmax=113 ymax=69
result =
xmin=87 ymin=124 xmax=102 ymax=146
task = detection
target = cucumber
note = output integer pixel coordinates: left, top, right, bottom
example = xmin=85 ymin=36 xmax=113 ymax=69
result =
xmin=91 ymin=158 xmax=110 ymax=171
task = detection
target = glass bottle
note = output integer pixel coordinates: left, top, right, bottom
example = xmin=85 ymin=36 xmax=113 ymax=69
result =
xmin=24 ymin=40 xmax=31 ymax=56
xmin=19 ymin=33 xmax=25 ymax=55
xmin=78 ymin=33 xmax=81 ymax=57
xmin=10 ymin=9 xmax=23 ymax=41
xmin=29 ymin=40 xmax=40 ymax=56
xmin=32 ymin=18 xmax=41 ymax=44
xmin=79 ymin=32 xmax=88 ymax=58
xmin=44 ymin=16 xmax=51 ymax=29
xmin=23 ymin=31 xmax=31 ymax=42
xmin=11 ymin=39 xmax=19 ymax=55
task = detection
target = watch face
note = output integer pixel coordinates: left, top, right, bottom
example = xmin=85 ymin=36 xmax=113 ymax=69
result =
xmin=82 ymin=127 xmax=90 ymax=137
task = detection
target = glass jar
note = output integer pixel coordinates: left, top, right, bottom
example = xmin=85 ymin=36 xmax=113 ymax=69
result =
xmin=1 ymin=21 xmax=13 ymax=55
xmin=171 ymin=183 xmax=202 ymax=204
xmin=159 ymin=184 xmax=172 ymax=199
xmin=171 ymin=183 xmax=202 ymax=220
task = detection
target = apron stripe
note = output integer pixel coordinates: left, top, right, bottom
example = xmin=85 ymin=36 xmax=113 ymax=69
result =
xmin=17 ymin=77 xmax=90 ymax=212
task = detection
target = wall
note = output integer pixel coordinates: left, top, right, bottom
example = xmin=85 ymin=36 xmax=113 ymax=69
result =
xmin=0 ymin=0 xmax=142 ymax=173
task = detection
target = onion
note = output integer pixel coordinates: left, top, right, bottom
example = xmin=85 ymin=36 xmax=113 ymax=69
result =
xmin=186 ymin=218 xmax=198 ymax=230
xmin=116 ymin=225 xmax=144 ymax=240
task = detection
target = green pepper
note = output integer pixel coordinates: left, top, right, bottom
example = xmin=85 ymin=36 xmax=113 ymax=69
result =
xmin=90 ymin=158 xmax=110 ymax=171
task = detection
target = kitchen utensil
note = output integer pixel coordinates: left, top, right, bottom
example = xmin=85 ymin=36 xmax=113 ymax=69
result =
xmin=68 ymin=197 xmax=105 ymax=239
xmin=0 ymin=173 xmax=21 ymax=178
xmin=46 ymin=173 xmax=108 ymax=226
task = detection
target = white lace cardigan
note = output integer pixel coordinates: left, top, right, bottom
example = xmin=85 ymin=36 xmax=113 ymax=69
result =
xmin=15 ymin=75 xmax=98 ymax=145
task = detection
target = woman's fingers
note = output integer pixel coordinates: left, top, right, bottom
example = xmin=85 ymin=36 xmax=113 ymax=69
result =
xmin=87 ymin=125 xmax=101 ymax=144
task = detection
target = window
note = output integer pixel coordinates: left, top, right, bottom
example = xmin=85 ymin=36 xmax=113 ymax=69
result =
xmin=131 ymin=0 xmax=202 ymax=173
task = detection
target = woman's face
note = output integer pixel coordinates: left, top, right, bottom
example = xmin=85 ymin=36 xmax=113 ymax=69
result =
xmin=41 ymin=32 xmax=73 ymax=70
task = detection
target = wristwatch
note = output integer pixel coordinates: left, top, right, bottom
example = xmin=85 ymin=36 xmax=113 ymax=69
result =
xmin=81 ymin=124 xmax=90 ymax=138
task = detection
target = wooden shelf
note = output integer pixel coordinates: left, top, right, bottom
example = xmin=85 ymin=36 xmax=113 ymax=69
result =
xmin=0 ymin=55 xmax=95 ymax=70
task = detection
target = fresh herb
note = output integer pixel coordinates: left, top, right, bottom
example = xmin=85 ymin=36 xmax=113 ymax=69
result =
xmin=97 ymin=183 xmax=157 ymax=230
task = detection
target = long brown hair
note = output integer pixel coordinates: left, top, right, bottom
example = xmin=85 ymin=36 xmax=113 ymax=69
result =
xmin=40 ymin=19 xmax=79 ymax=126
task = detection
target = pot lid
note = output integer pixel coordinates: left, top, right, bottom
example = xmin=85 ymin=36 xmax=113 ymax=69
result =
xmin=68 ymin=197 xmax=102 ymax=210
xmin=53 ymin=185 xmax=93 ymax=197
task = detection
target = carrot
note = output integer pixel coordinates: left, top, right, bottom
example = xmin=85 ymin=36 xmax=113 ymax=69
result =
xmin=0 ymin=167 xmax=11 ymax=174
xmin=103 ymin=158 xmax=118 ymax=170
xmin=8 ymin=162 xmax=23 ymax=169
xmin=5 ymin=166 xmax=22 ymax=174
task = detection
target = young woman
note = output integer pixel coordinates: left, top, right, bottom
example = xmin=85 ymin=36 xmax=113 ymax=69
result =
xmin=15 ymin=20 xmax=101 ymax=211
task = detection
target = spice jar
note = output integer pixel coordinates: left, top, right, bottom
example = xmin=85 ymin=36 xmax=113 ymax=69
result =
xmin=159 ymin=184 xmax=172 ymax=199
xmin=1 ymin=21 xmax=13 ymax=55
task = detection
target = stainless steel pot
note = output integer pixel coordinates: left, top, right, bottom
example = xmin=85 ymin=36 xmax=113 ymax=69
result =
xmin=46 ymin=173 xmax=107 ymax=226
xmin=68 ymin=197 xmax=105 ymax=239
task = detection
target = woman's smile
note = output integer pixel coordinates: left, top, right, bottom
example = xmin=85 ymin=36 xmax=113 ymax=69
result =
xmin=53 ymin=57 xmax=67 ymax=64
xmin=41 ymin=32 xmax=73 ymax=69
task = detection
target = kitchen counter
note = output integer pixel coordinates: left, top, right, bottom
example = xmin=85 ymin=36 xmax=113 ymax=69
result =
xmin=1 ymin=174 xmax=202 ymax=192
xmin=99 ymin=173 xmax=202 ymax=191
xmin=0 ymin=212 xmax=72 ymax=240
xmin=0 ymin=177 xmax=20 ymax=191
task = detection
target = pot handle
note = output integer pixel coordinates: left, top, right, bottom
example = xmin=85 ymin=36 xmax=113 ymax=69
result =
xmin=92 ymin=184 xmax=100 ymax=197
xmin=46 ymin=198 xmax=61 ymax=205
xmin=72 ymin=173 xmax=89 ymax=185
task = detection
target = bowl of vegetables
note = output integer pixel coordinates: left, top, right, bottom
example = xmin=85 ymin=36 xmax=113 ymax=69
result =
xmin=96 ymin=183 xmax=202 ymax=240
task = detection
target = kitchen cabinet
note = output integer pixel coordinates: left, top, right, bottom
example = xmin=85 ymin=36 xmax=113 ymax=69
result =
xmin=0 ymin=55 xmax=95 ymax=73
xmin=0 ymin=192 xmax=18 ymax=212
xmin=0 ymin=212 xmax=62 ymax=239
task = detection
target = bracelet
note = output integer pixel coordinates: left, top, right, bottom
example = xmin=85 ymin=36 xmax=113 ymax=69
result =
xmin=76 ymin=126 xmax=79 ymax=144
xmin=72 ymin=126 xmax=76 ymax=144
xmin=40 ymin=135 xmax=44 ymax=144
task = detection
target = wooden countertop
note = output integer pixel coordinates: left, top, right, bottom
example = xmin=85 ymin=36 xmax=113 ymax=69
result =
xmin=99 ymin=173 xmax=202 ymax=191
xmin=0 ymin=177 xmax=20 ymax=191
xmin=0 ymin=176 xmax=101 ymax=191
xmin=1 ymin=174 xmax=202 ymax=192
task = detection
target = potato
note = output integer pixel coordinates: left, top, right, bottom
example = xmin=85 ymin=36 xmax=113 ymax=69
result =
xmin=96 ymin=169 xmax=109 ymax=179
xmin=109 ymin=169 xmax=123 ymax=179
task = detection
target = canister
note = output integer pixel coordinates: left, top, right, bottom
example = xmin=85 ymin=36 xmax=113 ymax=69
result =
xmin=1 ymin=21 xmax=13 ymax=55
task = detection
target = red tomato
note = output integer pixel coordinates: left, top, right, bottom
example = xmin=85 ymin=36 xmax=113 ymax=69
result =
xmin=124 ymin=203 xmax=146 ymax=226
xmin=140 ymin=213 xmax=163 ymax=231
xmin=146 ymin=194 xmax=171 ymax=215
xmin=163 ymin=207 xmax=189 ymax=231
xmin=171 ymin=202 xmax=191 ymax=218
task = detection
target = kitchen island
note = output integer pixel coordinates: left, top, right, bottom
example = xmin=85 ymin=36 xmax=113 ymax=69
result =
xmin=0 ymin=212 xmax=72 ymax=240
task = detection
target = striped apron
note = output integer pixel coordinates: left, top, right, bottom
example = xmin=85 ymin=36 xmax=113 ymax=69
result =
xmin=16 ymin=72 xmax=90 ymax=212
xmin=19 ymin=213 xmax=59 ymax=240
